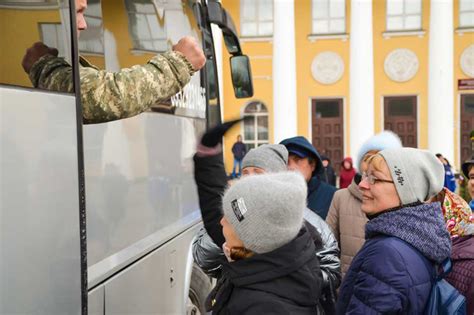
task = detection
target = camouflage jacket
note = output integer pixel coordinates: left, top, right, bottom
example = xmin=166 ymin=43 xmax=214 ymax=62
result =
xmin=29 ymin=52 xmax=195 ymax=124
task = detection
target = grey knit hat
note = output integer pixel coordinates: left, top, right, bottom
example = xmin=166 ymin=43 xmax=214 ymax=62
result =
xmin=356 ymin=131 xmax=403 ymax=170
xmin=379 ymin=148 xmax=445 ymax=205
xmin=242 ymin=144 xmax=288 ymax=173
xmin=222 ymin=172 xmax=306 ymax=254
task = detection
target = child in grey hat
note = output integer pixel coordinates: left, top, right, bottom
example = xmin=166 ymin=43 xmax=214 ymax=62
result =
xmin=207 ymin=172 xmax=323 ymax=314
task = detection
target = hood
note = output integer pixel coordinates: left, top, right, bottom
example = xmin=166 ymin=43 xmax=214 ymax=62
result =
xmin=222 ymin=228 xmax=321 ymax=306
xmin=320 ymin=155 xmax=330 ymax=165
xmin=347 ymin=178 xmax=363 ymax=201
xmin=341 ymin=157 xmax=355 ymax=171
xmin=365 ymin=202 xmax=451 ymax=263
xmin=280 ymin=136 xmax=323 ymax=175
xmin=451 ymin=236 xmax=474 ymax=260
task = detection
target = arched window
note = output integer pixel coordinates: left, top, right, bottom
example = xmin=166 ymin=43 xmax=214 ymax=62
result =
xmin=242 ymin=101 xmax=269 ymax=151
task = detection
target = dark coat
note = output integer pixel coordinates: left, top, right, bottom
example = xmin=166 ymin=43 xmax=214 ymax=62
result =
xmin=307 ymin=176 xmax=337 ymax=220
xmin=445 ymin=235 xmax=474 ymax=315
xmin=320 ymin=166 xmax=337 ymax=187
xmin=193 ymin=153 xmax=227 ymax=247
xmin=336 ymin=203 xmax=452 ymax=314
xmin=207 ymin=228 xmax=323 ymax=314
xmin=231 ymin=142 xmax=246 ymax=160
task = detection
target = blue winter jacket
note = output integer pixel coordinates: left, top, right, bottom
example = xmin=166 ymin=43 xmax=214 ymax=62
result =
xmin=336 ymin=202 xmax=452 ymax=314
xmin=307 ymin=176 xmax=337 ymax=220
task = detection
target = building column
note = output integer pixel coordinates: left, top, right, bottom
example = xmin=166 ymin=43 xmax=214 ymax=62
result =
xmin=273 ymin=0 xmax=297 ymax=143
xmin=349 ymin=0 xmax=374 ymax=158
xmin=428 ymin=0 xmax=454 ymax=162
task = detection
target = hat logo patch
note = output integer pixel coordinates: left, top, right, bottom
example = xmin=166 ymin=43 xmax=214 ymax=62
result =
xmin=231 ymin=197 xmax=248 ymax=222
xmin=394 ymin=166 xmax=404 ymax=186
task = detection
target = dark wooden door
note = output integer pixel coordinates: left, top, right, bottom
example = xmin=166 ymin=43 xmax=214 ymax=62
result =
xmin=312 ymin=99 xmax=344 ymax=170
xmin=461 ymin=94 xmax=474 ymax=163
xmin=384 ymin=96 xmax=417 ymax=148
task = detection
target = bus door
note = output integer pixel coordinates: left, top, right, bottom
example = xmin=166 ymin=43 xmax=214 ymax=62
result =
xmin=0 ymin=0 xmax=86 ymax=313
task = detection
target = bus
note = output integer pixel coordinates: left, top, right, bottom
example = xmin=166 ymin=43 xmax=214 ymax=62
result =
xmin=0 ymin=0 xmax=252 ymax=314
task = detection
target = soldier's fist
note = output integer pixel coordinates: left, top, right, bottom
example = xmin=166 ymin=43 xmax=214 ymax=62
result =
xmin=22 ymin=42 xmax=59 ymax=73
xmin=172 ymin=36 xmax=206 ymax=71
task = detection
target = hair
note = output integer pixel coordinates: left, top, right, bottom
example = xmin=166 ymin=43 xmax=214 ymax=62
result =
xmin=365 ymin=153 xmax=389 ymax=174
xmin=468 ymin=164 xmax=474 ymax=175
xmin=360 ymin=150 xmax=380 ymax=172
xmin=230 ymin=247 xmax=254 ymax=261
xmin=436 ymin=153 xmax=443 ymax=158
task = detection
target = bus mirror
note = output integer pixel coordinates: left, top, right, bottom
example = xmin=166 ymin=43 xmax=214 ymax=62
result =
xmin=230 ymin=55 xmax=253 ymax=99
xmin=208 ymin=1 xmax=242 ymax=55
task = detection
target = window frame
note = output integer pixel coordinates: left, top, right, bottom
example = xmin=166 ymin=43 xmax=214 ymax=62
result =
xmin=78 ymin=0 xmax=104 ymax=55
xmin=459 ymin=0 xmax=474 ymax=28
xmin=385 ymin=0 xmax=422 ymax=32
xmin=240 ymin=0 xmax=273 ymax=38
xmin=241 ymin=101 xmax=269 ymax=150
xmin=124 ymin=0 xmax=168 ymax=53
xmin=311 ymin=0 xmax=346 ymax=35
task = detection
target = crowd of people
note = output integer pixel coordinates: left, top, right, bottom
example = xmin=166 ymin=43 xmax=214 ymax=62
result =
xmin=193 ymin=119 xmax=474 ymax=315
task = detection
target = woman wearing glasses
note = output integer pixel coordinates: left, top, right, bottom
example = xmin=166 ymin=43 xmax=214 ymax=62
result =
xmin=336 ymin=148 xmax=452 ymax=314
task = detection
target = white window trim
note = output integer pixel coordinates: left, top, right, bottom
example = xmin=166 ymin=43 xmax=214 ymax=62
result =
xmin=311 ymin=0 xmax=346 ymax=35
xmin=307 ymin=33 xmax=349 ymax=42
xmin=385 ymin=0 xmax=423 ymax=32
xmin=239 ymin=36 xmax=273 ymax=42
xmin=455 ymin=27 xmax=474 ymax=35
xmin=382 ymin=30 xmax=426 ymax=39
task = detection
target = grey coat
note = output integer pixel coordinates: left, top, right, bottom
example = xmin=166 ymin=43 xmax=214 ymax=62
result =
xmin=192 ymin=208 xmax=341 ymax=290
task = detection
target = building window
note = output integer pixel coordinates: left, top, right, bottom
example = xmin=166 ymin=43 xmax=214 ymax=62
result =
xmin=78 ymin=0 xmax=104 ymax=54
xmin=311 ymin=0 xmax=345 ymax=34
xmin=124 ymin=0 xmax=167 ymax=52
xmin=460 ymin=0 xmax=474 ymax=28
xmin=40 ymin=23 xmax=67 ymax=57
xmin=386 ymin=0 xmax=422 ymax=31
xmin=240 ymin=0 xmax=273 ymax=37
xmin=242 ymin=101 xmax=269 ymax=151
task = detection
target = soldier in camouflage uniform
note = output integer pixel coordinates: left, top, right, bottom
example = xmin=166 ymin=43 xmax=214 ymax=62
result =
xmin=22 ymin=0 xmax=206 ymax=124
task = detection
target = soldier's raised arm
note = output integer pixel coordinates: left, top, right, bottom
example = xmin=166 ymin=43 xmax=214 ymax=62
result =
xmin=23 ymin=37 xmax=206 ymax=124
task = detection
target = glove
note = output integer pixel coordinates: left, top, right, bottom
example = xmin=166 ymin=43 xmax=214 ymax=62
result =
xmin=201 ymin=118 xmax=244 ymax=148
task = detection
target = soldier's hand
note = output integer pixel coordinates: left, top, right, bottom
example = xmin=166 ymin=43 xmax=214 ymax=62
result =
xmin=172 ymin=36 xmax=206 ymax=72
xmin=22 ymin=42 xmax=59 ymax=73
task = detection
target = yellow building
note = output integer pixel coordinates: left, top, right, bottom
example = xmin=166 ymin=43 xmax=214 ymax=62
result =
xmin=221 ymin=0 xmax=474 ymax=174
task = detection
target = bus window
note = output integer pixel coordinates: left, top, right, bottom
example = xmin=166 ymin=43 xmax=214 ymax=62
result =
xmin=0 ymin=0 xmax=74 ymax=92
xmin=78 ymin=0 xmax=207 ymax=118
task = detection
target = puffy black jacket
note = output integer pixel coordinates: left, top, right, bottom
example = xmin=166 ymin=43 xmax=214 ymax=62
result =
xmin=206 ymin=228 xmax=323 ymax=314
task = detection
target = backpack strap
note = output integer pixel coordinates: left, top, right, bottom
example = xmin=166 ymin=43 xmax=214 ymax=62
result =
xmin=437 ymin=258 xmax=452 ymax=280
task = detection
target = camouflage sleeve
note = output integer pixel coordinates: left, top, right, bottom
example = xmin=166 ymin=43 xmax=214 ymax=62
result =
xmin=29 ymin=54 xmax=74 ymax=93
xmin=29 ymin=51 xmax=194 ymax=124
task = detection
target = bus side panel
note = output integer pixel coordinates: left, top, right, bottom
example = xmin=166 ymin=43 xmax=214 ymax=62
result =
xmin=84 ymin=114 xmax=205 ymax=275
xmin=0 ymin=87 xmax=82 ymax=314
xmin=103 ymin=224 xmax=202 ymax=315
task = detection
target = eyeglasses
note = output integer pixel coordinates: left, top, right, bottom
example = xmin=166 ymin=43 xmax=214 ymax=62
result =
xmin=361 ymin=172 xmax=394 ymax=185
